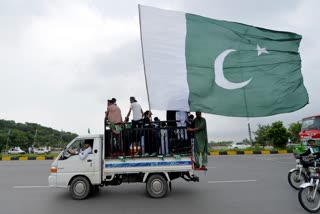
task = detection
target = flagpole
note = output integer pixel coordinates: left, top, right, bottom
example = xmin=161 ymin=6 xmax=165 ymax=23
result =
xmin=138 ymin=4 xmax=151 ymax=111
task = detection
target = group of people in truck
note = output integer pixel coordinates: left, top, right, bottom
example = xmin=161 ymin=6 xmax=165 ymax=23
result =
xmin=104 ymin=96 xmax=208 ymax=169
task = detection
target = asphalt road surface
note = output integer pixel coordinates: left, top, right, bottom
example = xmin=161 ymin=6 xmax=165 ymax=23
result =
xmin=0 ymin=154 xmax=306 ymax=214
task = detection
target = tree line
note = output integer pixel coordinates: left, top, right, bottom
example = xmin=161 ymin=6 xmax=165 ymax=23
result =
xmin=210 ymin=121 xmax=301 ymax=148
xmin=0 ymin=119 xmax=78 ymax=152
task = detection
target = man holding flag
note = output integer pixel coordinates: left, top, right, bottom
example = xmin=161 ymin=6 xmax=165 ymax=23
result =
xmin=187 ymin=112 xmax=208 ymax=169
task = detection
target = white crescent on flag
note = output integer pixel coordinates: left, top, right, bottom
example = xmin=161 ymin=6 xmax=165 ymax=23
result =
xmin=214 ymin=49 xmax=252 ymax=90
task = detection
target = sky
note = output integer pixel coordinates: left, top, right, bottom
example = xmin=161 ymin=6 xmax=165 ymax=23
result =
xmin=0 ymin=0 xmax=319 ymax=142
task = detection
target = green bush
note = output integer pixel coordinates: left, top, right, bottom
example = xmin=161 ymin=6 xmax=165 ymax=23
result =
xmin=292 ymin=144 xmax=307 ymax=154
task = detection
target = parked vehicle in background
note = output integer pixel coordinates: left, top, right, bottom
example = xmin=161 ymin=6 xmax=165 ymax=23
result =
xmin=34 ymin=148 xmax=50 ymax=155
xmin=8 ymin=147 xmax=26 ymax=155
xmin=299 ymin=115 xmax=320 ymax=145
xmin=229 ymin=142 xmax=251 ymax=149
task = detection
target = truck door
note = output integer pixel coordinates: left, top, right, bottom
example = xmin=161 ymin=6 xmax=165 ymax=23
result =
xmin=56 ymin=137 xmax=101 ymax=186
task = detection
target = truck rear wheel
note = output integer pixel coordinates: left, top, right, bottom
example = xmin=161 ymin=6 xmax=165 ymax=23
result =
xmin=146 ymin=174 xmax=168 ymax=198
xmin=70 ymin=176 xmax=91 ymax=200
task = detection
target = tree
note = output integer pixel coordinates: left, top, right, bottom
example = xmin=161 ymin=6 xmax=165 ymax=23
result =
xmin=266 ymin=121 xmax=289 ymax=148
xmin=253 ymin=124 xmax=270 ymax=146
xmin=288 ymin=122 xmax=302 ymax=143
xmin=10 ymin=130 xmax=28 ymax=150
xmin=0 ymin=134 xmax=6 ymax=152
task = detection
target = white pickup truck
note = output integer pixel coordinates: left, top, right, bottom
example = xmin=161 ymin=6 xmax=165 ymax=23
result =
xmin=48 ymin=122 xmax=200 ymax=200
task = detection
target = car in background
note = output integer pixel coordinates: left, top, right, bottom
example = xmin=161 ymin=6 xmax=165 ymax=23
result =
xmin=8 ymin=147 xmax=26 ymax=155
xmin=229 ymin=142 xmax=251 ymax=149
xmin=34 ymin=148 xmax=50 ymax=155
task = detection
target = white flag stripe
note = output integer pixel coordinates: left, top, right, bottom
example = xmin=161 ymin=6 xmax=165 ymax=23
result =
xmin=139 ymin=5 xmax=189 ymax=111
xmin=208 ymin=180 xmax=256 ymax=183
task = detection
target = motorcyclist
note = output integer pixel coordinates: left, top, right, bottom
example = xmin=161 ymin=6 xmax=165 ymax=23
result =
xmin=300 ymin=140 xmax=320 ymax=156
xmin=297 ymin=140 xmax=320 ymax=167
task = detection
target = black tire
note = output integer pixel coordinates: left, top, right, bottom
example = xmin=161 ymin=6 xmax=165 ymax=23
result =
xmin=288 ymin=169 xmax=307 ymax=190
xmin=146 ymin=174 xmax=168 ymax=198
xmin=90 ymin=185 xmax=100 ymax=196
xmin=93 ymin=185 xmax=100 ymax=192
xmin=298 ymin=186 xmax=320 ymax=213
xmin=69 ymin=176 xmax=91 ymax=200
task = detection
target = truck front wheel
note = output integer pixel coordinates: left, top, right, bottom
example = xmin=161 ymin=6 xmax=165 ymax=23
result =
xmin=70 ymin=176 xmax=91 ymax=200
xmin=146 ymin=174 xmax=168 ymax=198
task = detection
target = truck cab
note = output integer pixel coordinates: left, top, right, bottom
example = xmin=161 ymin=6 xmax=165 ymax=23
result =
xmin=49 ymin=135 xmax=103 ymax=186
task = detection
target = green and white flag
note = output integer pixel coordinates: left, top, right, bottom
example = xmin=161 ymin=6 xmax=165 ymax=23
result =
xmin=139 ymin=5 xmax=309 ymax=117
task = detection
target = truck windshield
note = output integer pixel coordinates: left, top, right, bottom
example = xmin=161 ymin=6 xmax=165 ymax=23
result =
xmin=60 ymin=139 xmax=86 ymax=160
xmin=301 ymin=116 xmax=320 ymax=131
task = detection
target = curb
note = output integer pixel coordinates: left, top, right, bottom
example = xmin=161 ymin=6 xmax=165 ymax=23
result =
xmin=209 ymin=150 xmax=292 ymax=156
xmin=0 ymin=150 xmax=293 ymax=160
xmin=0 ymin=156 xmax=57 ymax=161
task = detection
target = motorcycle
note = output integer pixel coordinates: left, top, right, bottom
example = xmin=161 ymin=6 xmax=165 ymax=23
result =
xmin=288 ymin=153 xmax=310 ymax=190
xmin=298 ymin=163 xmax=320 ymax=213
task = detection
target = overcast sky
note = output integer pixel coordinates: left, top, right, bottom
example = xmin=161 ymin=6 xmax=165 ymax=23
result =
xmin=0 ymin=0 xmax=319 ymax=142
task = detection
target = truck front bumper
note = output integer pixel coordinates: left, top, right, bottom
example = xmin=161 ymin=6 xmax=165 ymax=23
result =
xmin=48 ymin=174 xmax=57 ymax=187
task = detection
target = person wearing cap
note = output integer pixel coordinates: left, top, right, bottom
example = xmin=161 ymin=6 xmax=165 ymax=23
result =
xmin=125 ymin=97 xmax=143 ymax=128
xmin=187 ymin=112 xmax=208 ymax=169
xmin=125 ymin=97 xmax=143 ymax=154
xmin=68 ymin=140 xmax=93 ymax=160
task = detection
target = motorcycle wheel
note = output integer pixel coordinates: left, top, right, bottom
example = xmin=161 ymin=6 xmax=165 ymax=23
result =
xmin=288 ymin=169 xmax=307 ymax=190
xmin=298 ymin=186 xmax=320 ymax=213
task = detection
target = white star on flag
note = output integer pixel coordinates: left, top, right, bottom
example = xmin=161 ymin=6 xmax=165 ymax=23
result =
xmin=256 ymin=45 xmax=269 ymax=56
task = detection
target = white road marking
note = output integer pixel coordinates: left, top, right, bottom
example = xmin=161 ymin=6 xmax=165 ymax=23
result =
xmin=13 ymin=186 xmax=51 ymax=189
xmin=208 ymin=180 xmax=256 ymax=184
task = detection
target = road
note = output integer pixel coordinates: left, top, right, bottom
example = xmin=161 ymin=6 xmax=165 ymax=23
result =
xmin=0 ymin=154 xmax=306 ymax=214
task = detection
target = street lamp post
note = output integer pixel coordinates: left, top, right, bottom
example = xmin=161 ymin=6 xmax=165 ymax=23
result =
xmin=247 ymin=120 xmax=253 ymax=145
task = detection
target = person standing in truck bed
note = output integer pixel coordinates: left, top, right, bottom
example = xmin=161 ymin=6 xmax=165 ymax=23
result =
xmin=125 ymin=97 xmax=144 ymax=154
xmin=125 ymin=96 xmax=143 ymax=129
xmin=105 ymin=98 xmax=123 ymax=155
xmin=105 ymin=98 xmax=122 ymax=125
